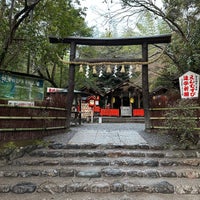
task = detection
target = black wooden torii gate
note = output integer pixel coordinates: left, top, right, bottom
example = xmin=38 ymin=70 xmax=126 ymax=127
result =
xmin=49 ymin=34 xmax=171 ymax=130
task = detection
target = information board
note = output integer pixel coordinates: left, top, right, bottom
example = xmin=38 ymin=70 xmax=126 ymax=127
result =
xmin=0 ymin=72 xmax=44 ymax=100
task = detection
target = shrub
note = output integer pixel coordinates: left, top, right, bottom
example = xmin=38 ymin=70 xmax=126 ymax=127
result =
xmin=164 ymin=99 xmax=199 ymax=145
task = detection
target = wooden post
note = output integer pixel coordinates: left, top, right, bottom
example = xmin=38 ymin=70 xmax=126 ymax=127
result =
xmin=78 ymin=96 xmax=81 ymax=125
xmin=138 ymin=94 xmax=141 ymax=109
xmin=142 ymin=43 xmax=150 ymax=131
xmin=66 ymin=41 xmax=76 ymax=128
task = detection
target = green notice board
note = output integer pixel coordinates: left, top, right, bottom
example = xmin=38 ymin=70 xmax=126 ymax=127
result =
xmin=0 ymin=72 xmax=44 ymax=100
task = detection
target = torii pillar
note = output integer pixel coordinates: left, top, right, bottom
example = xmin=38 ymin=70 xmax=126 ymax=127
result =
xmin=49 ymin=34 xmax=171 ymax=130
xmin=67 ymin=41 xmax=76 ymax=128
xmin=142 ymin=42 xmax=150 ymax=131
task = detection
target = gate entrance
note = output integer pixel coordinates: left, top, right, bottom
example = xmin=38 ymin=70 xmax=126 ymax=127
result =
xmin=49 ymin=34 xmax=171 ymax=130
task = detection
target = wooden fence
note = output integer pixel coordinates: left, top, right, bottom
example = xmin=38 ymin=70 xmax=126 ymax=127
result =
xmin=0 ymin=103 xmax=67 ymax=141
xmin=150 ymin=107 xmax=200 ymax=131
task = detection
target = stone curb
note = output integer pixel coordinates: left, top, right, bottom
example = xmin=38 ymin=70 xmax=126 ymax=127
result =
xmin=30 ymin=149 xmax=200 ymax=159
xmin=0 ymin=180 xmax=200 ymax=194
xmin=47 ymin=143 xmax=200 ymax=150
xmin=10 ymin=158 xmax=200 ymax=167
xmin=0 ymin=168 xmax=200 ymax=179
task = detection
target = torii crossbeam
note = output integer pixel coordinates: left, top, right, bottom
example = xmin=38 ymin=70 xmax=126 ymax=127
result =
xmin=49 ymin=34 xmax=171 ymax=129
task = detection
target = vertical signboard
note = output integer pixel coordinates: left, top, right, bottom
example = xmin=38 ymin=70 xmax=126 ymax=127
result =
xmin=179 ymin=71 xmax=199 ymax=99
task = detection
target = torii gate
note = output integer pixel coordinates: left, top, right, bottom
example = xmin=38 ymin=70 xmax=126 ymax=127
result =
xmin=49 ymin=34 xmax=171 ymax=130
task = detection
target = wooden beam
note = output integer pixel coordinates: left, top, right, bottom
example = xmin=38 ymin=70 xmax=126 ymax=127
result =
xmin=49 ymin=34 xmax=171 ymax=46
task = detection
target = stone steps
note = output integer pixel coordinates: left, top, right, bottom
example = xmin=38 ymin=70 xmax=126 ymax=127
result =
xmin=1 ymin=164 xmax=199 ymax=171
xmin=0 ymin=143 xmax=199 ymax=198
xmin=45 ymin=143 xmax=170 ymax=150
xmin=10 ymin=156 xmax=200 ymax=168
xmin=30 ymin=149 xmax=165 ymax=158
xmin=29 ymin=148 xmax=200 ymax=159
xmin=0 ymin=177 xmax=199 ymax=195
xmin=1 ymin=166 xmax=200 ymax=179
xmin=46 ymin=143 xmax=200 ymax=152
xmin=0 ymin=192 xmax=199 ymax=200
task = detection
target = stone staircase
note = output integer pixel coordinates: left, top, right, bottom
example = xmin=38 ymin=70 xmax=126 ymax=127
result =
xmin=0 ymin=143 xmax=200 ymax=200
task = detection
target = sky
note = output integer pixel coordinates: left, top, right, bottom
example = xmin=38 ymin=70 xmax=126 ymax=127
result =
xmin=80 ymin=0 xmax=122 ymax=35
xmin=80 ymin=0 xmax=163 ymax=36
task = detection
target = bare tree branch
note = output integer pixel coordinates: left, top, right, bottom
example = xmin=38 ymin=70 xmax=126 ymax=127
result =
xmin=37 ymin=66 xmax=58 ymax=87
xmin=121 ymin=0 xmax=188 ymax=41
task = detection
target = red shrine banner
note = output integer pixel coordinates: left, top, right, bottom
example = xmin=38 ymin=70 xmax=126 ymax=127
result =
xmin=179 ymin=71 xmax=199 ymax=99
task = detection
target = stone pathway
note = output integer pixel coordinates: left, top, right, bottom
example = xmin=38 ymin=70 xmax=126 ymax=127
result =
xmin=0 ymin=123 xmax=199 ymax=200
xmin=69 ymin=129 xmax=147 ymax=145
xmin=45 ymin=123 xmax=176 ymax=147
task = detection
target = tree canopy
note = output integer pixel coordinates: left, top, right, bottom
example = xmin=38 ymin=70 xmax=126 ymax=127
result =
xmin=0 ymin=0 xmax=92 ymax=87
xmin=1 ymin=0 xmax=200 ymax=92
xmin=121 ymin=0 xmax=200 ymax=89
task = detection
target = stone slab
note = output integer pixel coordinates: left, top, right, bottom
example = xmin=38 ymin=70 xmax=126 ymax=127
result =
xmin=68 ymin=129 xmax=147 ymax=145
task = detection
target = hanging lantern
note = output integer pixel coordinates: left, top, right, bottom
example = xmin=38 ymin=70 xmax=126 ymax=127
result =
xmin=92 ymin=65 xmax=97 ymax=74
xmin=79 ymin=64 xmax=84 ymax=73
xmin=120 ymin=64 xmax=125 ymax=73
xmin=106 ymin=65 xmax=112 ymax=73
xmin=130 ymin=97 xmax=134 ymax=104
xmin=112 ymin=97 xmax=115 ymax=104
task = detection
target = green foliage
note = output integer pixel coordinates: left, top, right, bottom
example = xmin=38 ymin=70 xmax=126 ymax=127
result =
xmin=28 ymin=0 xmax=92 ymax=87
xmin=162 ymin=0 xmax=200 ymax=73
xmin=2 ymin=142 xmax=17 ymax=150
xmin=121 ymin=0 xmax=200 ymax=91
xmin=75 ymin=68 xmax=99 ymax=91
xmin=164 ymin=100 xmax=199 ymax=145
xmin=98 ymin=66 xmax=129 ymax=88
xmin=151 ymin=64 xmax=179 ymax=90
xmin=0 ymin=139 xmax=47 ymax=152
xmin=136 ymin=11 xmax=170 ymax=36
xmin=76 ymin=26 xmax=144 ymax=91
xmin=33 ymin=139 xmax=49 ymax=147
xmin=74 ymin=63 xmax=139 ymax=93
xmin=0 ymin=0 xmax=92 ymax=87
